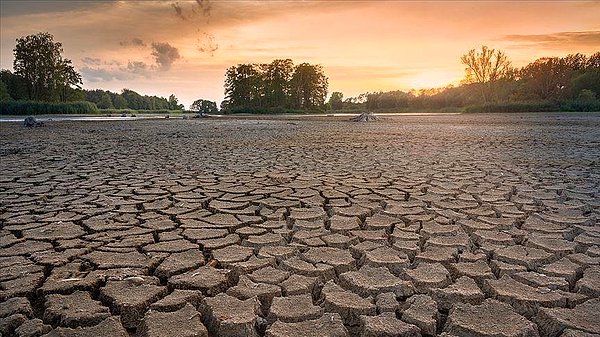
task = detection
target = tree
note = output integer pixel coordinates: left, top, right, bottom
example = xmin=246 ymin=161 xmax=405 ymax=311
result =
xmin=0 ymin=69 xmax=28 ymax=100
xmin=290 ymin=63 xmax=328 ymax=109
xmin=264 ymin=59 xmax=294 ymax=108
xmin=460 ymin=46 xmax=512 ymax=103
xmin=328 ymin=92 xmax=343 ymax=110
xmin=190 ymin=99 xmax=218 ymax=114
xmin=97 ymin=92 xmax=114 ymax=109
xmin=520 ymin=57 xmax=573 ymax=100
xmin=0 ymin=81 xmax=13 ymax=101
xmin=224 ymin=64 xmax=264 ymax=110
xmin=13 ymin=32 xmax=82 ymax=101
xmin=168 ymin=94 xmax=184 ymax=110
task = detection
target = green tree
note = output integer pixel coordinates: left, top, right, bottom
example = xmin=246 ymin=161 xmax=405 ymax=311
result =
xmin=97 ymin=91 xmax=114 ymax=109
xmin=460 ymin=46 xmax=512 ymax=103
xmin=328 ymin=91 xmax=343 ymax=110
xmin=0 ymin=70 xmax=28 ymax=100
xmin=290 ymin=63 xmax=328 ymax=109
xmin=224 ymin=64 xmax=264 ymax=110
xmin=520 ymin=57 xmax=573 ymax=100
xmin=190 ymin=99 xmax=218 ymax=113
xmin=13 ymin=32 xmax=82 ymax=101
xmin=264 ymin=59 xmax=294 ymax=108
xmin=168 ymin=94 xmax=184 ymax=110
xmin=111 ymin=93 xmax=128 ymax=109
xmin=0 ymin=80 xmax=13 ymax=101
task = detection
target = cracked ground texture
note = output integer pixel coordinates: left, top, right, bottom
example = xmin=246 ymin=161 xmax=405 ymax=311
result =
xmin=0 ymin=113 xmax=599 ymax=337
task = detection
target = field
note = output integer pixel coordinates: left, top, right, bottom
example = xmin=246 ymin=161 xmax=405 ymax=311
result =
xmin=0 ymin=113 xmax=599 ymax=337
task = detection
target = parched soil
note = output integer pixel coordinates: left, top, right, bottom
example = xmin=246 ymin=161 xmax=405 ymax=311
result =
xmin=0 ymin=113 xmax=599 ymax=337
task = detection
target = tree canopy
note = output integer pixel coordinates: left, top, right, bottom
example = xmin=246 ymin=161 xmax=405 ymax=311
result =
xmin=13 ymin=32 xmax=82 ymax=102
xmin=190 ymin=99 xmax=218 ymax=113
xmin=222 ymin=59 xmax=328 ymax=113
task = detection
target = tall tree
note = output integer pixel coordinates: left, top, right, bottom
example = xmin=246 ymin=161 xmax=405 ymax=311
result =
xmin=328 ymin=92 xmax=343 ymax=110
xmin=224 ymin=64 xmax=264 ymax=110
xmin=168 ymin=94 xmax=184 ymax=110
xmin=460 ymin=46 xmax=512 ymax=103
xmin=264 ymin=59 xmax=294 ymax=108
xmin=520 ymin=57 xmax=573 ymax=100
xmin=13 ymin=32 xmax=82 ymax=101
xmin=290 ymin=63 xmax=328 ymax=109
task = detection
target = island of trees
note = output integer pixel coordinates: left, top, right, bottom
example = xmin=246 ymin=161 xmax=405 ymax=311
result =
xmin=1 ymin=32 xmax=599 ymax=115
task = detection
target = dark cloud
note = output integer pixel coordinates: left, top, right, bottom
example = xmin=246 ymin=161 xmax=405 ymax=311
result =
xmin=120 ymin=38 xmax=147 ymax=47
xmin=171 ymin=0 xmax=212 ymax=21
xmin=501 ymin=31 xmax=600 ymax=49
xmin=151 ymin=42 xmax=181 ymax=71
xmin=171 ymin=2 xmax=186 ymax=20
xmin=0 ymin=1 xmax=118 ymax=17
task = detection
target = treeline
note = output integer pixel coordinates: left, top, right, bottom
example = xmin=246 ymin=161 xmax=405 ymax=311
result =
xmin=84 ymin=89 xmax=184 ymax=110
xmin=221 ymin=59 xmax=328 ymax=113
xmin=361 ymin=50 xmax=600 ymax=112
xmin=1 ymin=68 xmax=184 ymax=111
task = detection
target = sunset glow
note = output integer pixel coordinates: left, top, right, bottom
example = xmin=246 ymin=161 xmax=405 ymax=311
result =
xmin=1 ymin=0 xmax=599 ymax=106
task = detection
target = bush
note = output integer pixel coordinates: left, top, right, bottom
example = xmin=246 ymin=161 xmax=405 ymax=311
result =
xmin=465 ymin=101 xmax=559 ymax=113
xmin=560 ymin=99 xmax=600 ymax=112
xmin=99 ymin=109 xmax=187 ymax=115
xmin=466 ymin=100 xmax=600 ymax=113
xmin=226 ymin=107 xmax=322 ymax=114
xmin=0 ymin=100 xmax=99 ymax=115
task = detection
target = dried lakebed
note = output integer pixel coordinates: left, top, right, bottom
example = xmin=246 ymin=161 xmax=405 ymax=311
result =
xmin=0 ymin=113 xmax=599 ymax=337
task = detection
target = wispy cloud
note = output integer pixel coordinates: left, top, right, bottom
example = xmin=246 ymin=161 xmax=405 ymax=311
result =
xmin=501 ymin=31 xmax=600 ymax=50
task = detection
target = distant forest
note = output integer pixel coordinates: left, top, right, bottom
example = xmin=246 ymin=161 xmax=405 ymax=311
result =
xmin=1 ymin=32 xmax=599 ymax=114
xmin=355 ymin=49 xmax=600 ymax=113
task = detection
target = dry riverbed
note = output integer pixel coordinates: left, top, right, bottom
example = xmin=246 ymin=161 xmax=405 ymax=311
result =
xmin=0 ymin=113 xmax=599 ymax=337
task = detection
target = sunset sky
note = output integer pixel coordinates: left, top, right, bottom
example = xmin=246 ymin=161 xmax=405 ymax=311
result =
xmin=1 ymin=0 xmax=599 ymax=107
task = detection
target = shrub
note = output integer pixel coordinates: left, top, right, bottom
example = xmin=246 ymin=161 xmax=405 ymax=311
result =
xmin=0 ymin=100 xmax=99 ymax=115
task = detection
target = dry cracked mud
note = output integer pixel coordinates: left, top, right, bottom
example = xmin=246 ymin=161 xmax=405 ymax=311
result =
xmin=0 ymin=113 xmax=599 ymax=337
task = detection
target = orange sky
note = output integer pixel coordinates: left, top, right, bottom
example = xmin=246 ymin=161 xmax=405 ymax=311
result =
xmin=1 ymin=1 xmax=599 ymax=107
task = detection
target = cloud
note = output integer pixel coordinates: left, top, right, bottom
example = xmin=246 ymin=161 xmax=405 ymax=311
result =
xmin=120 ymin=38 xmax=146 ymax=47
xmin=127 ymin=61 xmax=151 ymax=75
xmin=80 ymin=66 xmax=133 ymax=82
xmin=197 ymin=33 xmax=218 ymax=56
xmin=171 ymin=0 xmax=212 ymax=21
xmin=81 ymin=57 xmax=102 ymax=66
xmin=151 ymin=42 xmax=181 ymax=70
xmin=80 ymin=60 xmax=151 ymax=82
xmin=0 ymin=1 xmax=118 ymax=17
xmin=501 ymin=31 xmax=600 ymax=49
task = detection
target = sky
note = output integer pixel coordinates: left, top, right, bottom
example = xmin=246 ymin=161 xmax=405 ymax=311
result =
xmin=1 ymin=0 xmax=599 ymax=107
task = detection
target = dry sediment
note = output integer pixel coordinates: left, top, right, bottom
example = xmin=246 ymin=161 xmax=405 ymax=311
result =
xmin=0 ymin=113 xmax=599 ymax=336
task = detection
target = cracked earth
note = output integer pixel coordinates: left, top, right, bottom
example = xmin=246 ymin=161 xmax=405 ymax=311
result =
xmin=0 ymin=113 xmax=599 ymax=337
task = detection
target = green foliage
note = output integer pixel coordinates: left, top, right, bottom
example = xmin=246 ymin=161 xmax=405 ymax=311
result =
xmin=190 ymin=99 xmax=218 ymax=113
xmin=168 ymin=94 xmax=184 ymax=110
xmin=223 ymin=59 xmax=328 ymax=113
xmin=99 ymin=109 xmax=184 ymax=114
xmin=0 ymin=70 xmax=28 ymax=100
xmin=0 ymin=81 xmax=13 ymax=101
xmin=465 ymin=101 xmax=558 ymax=113
xmin=328 ymin=92 xmax=343 ymax=110
xmin=13 ymin=32 xmax=82 ymax=102
xmin=0 ymin=101 xmax=99 ymax=115
xmin=559 ymin=99 xmax=600 ymax=112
